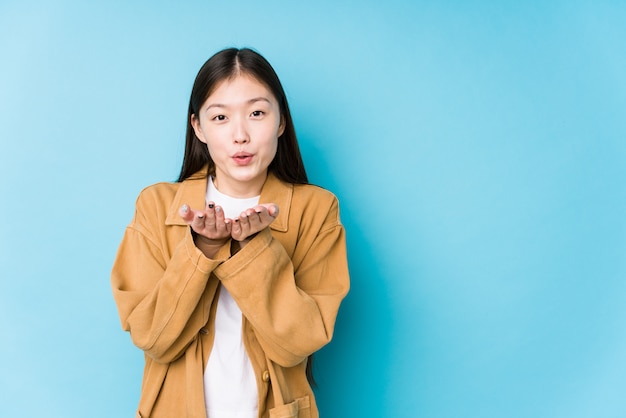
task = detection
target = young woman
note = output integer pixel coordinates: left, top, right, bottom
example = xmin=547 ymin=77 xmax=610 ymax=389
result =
xmin=111 ymin=48 xmax=350 ymax=418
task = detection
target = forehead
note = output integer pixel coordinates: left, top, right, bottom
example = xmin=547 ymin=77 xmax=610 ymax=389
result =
xmin=205 ymin=74 xmax=277 ymax=105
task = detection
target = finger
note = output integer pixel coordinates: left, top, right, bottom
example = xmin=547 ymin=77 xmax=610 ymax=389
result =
xmin=179 ymin=204 xmax=210 ymax=231
xmin=252 ymin=205 xmax=267 ymax=216
xmin=231 ymin=217 xmax=242 ymax=237
xmin=179 ymin=204 xmax=194 ymax=223
xmin=238 ymin=211 xmax=251 ymax=235
xmin=193 ymin=211 xmax=206 ymax=229
xmin=204 ymin=202 xmax=217 ymax=230
xmin=223 ymin=218 xmax=232 ymax=235
xmin=246 ymin=208 xmax=264 ymax=227
xmin=258 ymin=203 xmax=279 ymax=218
xmin=235 ymin=212 xmax=250 ymax=240
xmin=236 ymin=209 xmax=265 ymax=241
xmin=253 ymin=206 xmax=276 ymax=226
xmin=214 ymin=205 xmax=226 ymax=230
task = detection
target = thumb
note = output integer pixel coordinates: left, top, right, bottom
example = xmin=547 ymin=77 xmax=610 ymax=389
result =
xmin=179 ymin=204 xmax=194 ymax=222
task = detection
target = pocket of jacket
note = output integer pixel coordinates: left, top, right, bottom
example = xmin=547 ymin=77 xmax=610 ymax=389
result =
xmin=269 ymin=395 xmax=311 ymax=418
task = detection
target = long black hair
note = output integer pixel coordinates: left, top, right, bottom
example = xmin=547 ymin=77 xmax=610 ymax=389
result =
xmin=177 ymin=48 xmax=308 ymax=185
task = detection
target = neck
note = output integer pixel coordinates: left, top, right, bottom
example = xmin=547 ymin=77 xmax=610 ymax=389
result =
xmin=213 ymin=174 xmax=266 ymax=198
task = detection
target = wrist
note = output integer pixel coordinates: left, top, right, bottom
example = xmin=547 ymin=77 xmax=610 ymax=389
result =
xmin=192 ymin=230 xmax=226 ymax=245
xmin=235 ymin=231 xmax=258 ymax=242
xmin=192 ymin=230 xmax=229 ymax=258
xmin=231 ymin=231 xmax=260 ymax=255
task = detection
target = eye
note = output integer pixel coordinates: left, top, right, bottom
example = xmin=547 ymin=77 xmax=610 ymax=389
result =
xmin=212 ymin=114 xmax=227 ymax=121
xmin=251 ymin=110 xmax=265 ymax=118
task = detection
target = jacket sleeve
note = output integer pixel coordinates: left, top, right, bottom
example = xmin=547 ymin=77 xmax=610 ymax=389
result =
xmin=111 ymin=191 xmax=231 ymax=364
xmin=214 ymin=197 xmax=350 ymax=367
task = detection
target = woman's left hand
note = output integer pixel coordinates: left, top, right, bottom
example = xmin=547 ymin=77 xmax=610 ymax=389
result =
xmin=231 ymin=203 xmax=279 ymax=243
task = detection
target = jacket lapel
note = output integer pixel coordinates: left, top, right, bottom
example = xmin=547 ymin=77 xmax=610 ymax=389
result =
xmin=165 ymin=168 xmax=209 ymax=226
xmin=259 ymin=173 xmax=292 ymax=233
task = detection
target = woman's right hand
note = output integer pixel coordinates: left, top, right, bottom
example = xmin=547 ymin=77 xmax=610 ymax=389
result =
xmin=179 ymin=201 xmax=232 ymax=258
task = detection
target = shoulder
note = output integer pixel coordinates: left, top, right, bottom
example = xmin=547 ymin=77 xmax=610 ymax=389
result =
xmin=134 ymin=166 xmax=208 ymax=210
xmin=135 ymin=181 xmax=180 ymax=208
xmin=292 ymin=183 xmax=338 ymax=205
xmin=130 ymin=181 xmax=183 ymax=230
xmin=291 ymin=183 xmax=342 ymax=227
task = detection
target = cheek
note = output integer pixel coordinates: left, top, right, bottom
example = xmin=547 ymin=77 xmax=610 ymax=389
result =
xmin=268 ymin=141 xmax=278 ymax=160
xmin=256 ymin=125 xmax=279 ymax=150
xmin=203 ymin=137 xmax=226 ymax=159
xmin=270 ymin=140 xmax=279 ymax=163
xmin=266 ymin=133 xmax=279 ymax=156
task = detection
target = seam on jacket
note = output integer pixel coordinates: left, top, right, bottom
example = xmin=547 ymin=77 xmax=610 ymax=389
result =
xmin=183 ymin=230 xmax=220 ymax=274
xmin=218 ymin=231 xmax=272 ymax=280
xmin=145 ymin=256 xmax=200 ymax=354
xmin=318 ymin=220 xmax=342 ymax=235
xmin=125 ymin=224 xmax=212 ymax=354
xmin=127 ymin=223 xmax=163 ymax=259
xmin=318 ymin=197 xmax=342 ymax=233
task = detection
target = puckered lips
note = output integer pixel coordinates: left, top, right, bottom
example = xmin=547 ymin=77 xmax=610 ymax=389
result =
xmin=232 ymin=151 xmax=253 ymax=166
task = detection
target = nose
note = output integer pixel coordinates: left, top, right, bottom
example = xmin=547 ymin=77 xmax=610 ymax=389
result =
xmin=233 ymin=118 xmax=249 ymax=144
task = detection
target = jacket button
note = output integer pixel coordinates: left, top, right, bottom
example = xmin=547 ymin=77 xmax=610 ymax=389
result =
xmin=199 ymin=328 xmax=208 ymax=335
xmin=262 ymin=370 xmax=270 ymax=382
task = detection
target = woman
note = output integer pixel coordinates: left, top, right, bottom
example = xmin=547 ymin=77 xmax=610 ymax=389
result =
xmin=111 ymin=47 xmax=350 ymax=418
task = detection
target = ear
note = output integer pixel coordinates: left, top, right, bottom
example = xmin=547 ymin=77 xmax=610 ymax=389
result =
xmin=278 ymin=115 xmax=286 ymax=138
xmin=191 ymin=114 xmax=208 ymax=144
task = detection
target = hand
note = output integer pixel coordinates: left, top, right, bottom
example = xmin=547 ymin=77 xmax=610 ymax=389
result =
xmin=231 ymin=203 xmax=279 ymax=242
xmin=179 ymin=201 xmax=232 ymax=257
xmin=179 ymin=202 xmax=279 ymax=257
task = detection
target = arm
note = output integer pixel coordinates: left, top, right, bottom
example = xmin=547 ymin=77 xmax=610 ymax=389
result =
xmin=214 ymin=198 xmax=350 ymax=367
xmin=111 ymin=191 xmax=231 ymax=363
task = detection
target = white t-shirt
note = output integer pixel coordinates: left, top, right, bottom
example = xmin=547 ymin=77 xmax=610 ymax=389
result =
xmin=204 ymin=177 xmax=259 ymax=418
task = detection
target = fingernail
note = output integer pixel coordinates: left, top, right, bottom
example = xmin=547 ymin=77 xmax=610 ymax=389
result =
xmin=234 ymin=218 xmax=239 ymax=222
xmin=208 ymin=203 xmax=214 ymax=209
xmin=197 ymin=213 xmax=204 ymax=218
xmin=181 ymin=204 xmax=189 ymax=213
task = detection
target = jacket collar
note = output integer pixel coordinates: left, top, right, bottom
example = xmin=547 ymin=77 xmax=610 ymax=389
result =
xmin=165 ymin=166 xmax=292 ymax=232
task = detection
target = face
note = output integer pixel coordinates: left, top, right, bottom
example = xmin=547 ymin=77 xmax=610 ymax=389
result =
xmin=191 ymin=74 xmax=285 ymax=198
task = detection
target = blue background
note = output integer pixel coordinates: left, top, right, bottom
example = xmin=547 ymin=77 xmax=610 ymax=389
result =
xmin=1 ymin=1 xmax=625 ymax=417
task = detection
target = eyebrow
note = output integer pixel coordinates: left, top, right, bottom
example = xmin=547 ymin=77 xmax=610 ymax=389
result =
xmin=206 ymin=97 xmax=272 ymax=110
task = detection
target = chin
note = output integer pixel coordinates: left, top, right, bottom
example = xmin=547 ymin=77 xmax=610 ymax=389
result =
xmin=233 ymin=171 xmax=265 ymax=182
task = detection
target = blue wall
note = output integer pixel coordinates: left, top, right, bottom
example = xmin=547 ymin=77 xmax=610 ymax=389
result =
xmin=1 ymin=1 xmax=625 ymax=417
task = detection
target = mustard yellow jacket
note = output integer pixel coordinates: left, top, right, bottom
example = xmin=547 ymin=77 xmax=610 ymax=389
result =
xmin=111 ymin=167 xmax=350 ymax=418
